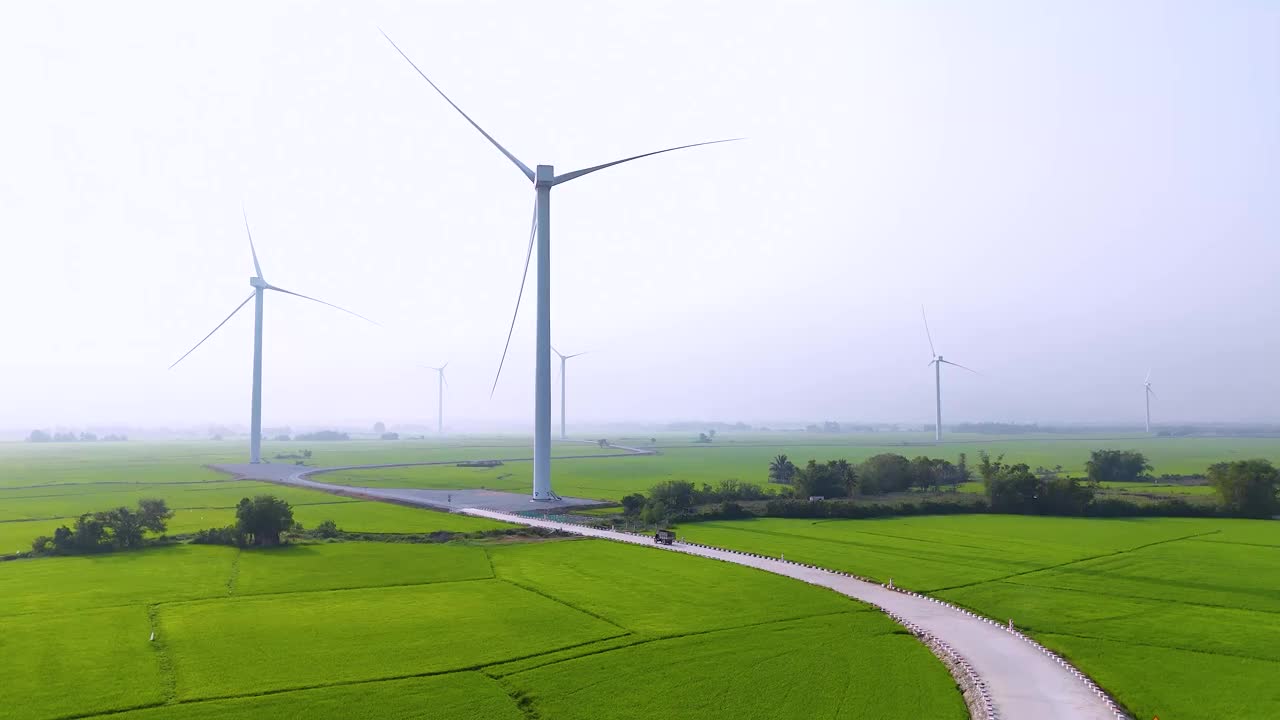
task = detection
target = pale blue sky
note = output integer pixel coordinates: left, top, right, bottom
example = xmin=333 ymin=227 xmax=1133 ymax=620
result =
xmin=0 ymin=1 xmax=1276 ymax=431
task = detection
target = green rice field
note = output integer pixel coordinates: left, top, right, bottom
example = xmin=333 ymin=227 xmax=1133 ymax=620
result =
xmin=678 ymin=515 xmax=1280 ymax=720
xmin=318 ymin=433 xmax=1280 ymax=501
xmin=3 ymin=435 xmax=1278 ymax=718
xmin=0 ymin=540 xmax=964 ymax=720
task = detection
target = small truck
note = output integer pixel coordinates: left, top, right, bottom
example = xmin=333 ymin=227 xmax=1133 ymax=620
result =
xmin=654 ymin=529 xmax=676 ymax=545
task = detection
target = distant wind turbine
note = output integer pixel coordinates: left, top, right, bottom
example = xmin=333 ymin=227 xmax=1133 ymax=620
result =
xmin=170 ymin=211 xmax=377 ymax=463
xmin=381 ymin=30 xmax=739 ymax=501
xmin=553 ymin=347 xmax=587 ymax=440
xmin=922 ymin=307 xmax=978 ymax=442
xmin=428 ymin=363 xmax=448 ymax=434
xmin=1144 ymin=371 xmax=1156 ymax=433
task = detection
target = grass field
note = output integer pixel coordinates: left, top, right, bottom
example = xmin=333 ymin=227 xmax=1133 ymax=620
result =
xmin=678 ymin=515 xmax=1280 ymax=720
xmin=0 ymin=540 xmax=965 ymax=720
xmin=319 ymin=434 xmax=1280 ymax=501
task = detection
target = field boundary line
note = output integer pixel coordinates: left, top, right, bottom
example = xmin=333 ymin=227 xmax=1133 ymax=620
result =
xmin=930 ymin=530 xmax=1221 ymax=592
xmin=1025 ymin=629 xmax=1280 ymax=665
xmin=996 ymin=576 xmax=1280 ymax=617
xmin=153 ymin=574 xmax=497 ymax=608
xmin=494 ymin=576 xmax=633 ymax=634
xmin=495 ymin=610 xmax=863 ymax=679
xmin=145 ymin=604 xmax=177 ymax=706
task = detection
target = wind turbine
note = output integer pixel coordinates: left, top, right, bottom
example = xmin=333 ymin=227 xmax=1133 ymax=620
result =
xmin=381 ymin=31 xmax=738 ymax=501
xmin=922 ymin=307 xmax=978 ymax=442
xmin=170 ymin=212 xmax=377 ymax=463
xmin=428 ymin=363 xmax=448 ymax=434
xmin=553 ymin=347 xmax=587 ymax=440
xmin=1144 ymin=371 xmax=1156 ymax=433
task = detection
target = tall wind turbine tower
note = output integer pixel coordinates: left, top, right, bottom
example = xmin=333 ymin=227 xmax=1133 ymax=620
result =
xmin=1144 ymin=371 xmax=1156 ymax=433
xmin=553 ymin=347 xmax=586 ymax=440
xmin=382 ymin=31 xmax=738 ymax=501
xmin=922 ymin=307 xmax=978 ymax=442
xmin=429 ymin=363 xmax=448 ymax=434
xmin=170 ymin=212 xmax=377 ymax=463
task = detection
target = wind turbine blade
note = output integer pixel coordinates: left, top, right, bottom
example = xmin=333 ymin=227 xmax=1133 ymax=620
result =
xmin=552 ymin=138 xmax=742 ymax=185
xmin=1145 ymin=369 xmax=1151 ymax=383
xmin=243 ymin=209 xmax=264 ymax=280
xmin=941 ymin=359 xmax=980 ymax=374
xmin=490 ymin=195 xmax=538 ymax=398
xmin=379 ymin=29 xmax=534 ymax=183
xmin=552 ymin=346 xmax=564 ymax=360
xmin=169 ymin=292 xmax=255 ymax=370
xmin=1147 ymin=386 xmax=1157 ymax=399
xmin=921 ymin=305 xmax=936 ymax=358
xmin=267 ymin=285 xmax=380 ymax=326
xmin=567 ymin=351 xmax=588 ymax=359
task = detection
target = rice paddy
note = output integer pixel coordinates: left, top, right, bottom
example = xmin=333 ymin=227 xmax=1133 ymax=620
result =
xmin=0 ymin=540 xmax=964 ymax=720
xmin=679 ymin=515 xmax=1280 ymax=720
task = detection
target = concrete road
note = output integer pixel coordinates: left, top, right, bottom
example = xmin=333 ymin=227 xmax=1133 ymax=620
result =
xmin=462 ymin=507 xmax=1124 ymax=720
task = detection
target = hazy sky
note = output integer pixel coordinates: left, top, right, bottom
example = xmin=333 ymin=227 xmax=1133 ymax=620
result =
xmin=2 ymin=1 xmax=1277 ymax=431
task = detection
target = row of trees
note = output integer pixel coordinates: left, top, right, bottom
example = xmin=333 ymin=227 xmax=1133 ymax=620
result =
xmin=620 ymin=479 xmax=771 ymax=524
xmin=31 ymin=494 xmax=311 ymax=555
xmin=27 ymin=430 xmax=127 ymax=442
xmin=768 ymin=453 xmax=971 ymax=497
xmin=32 ymin=499 xmax=172 ymax=554
xmin=1208 ymin=460 xmax=1279 ymax=518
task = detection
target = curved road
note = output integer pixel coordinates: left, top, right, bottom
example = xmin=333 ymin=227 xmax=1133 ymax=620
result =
xmin=219 ymin=453 xmax=1125 ymax=720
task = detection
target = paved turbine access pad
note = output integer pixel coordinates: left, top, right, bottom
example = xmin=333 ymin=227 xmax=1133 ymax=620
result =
xmin=214 ymin=462 xmax=605 ymax=512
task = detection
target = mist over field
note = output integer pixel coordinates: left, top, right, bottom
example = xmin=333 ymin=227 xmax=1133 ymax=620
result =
xmin=2 ymin=1 xmax=1277 ymax=434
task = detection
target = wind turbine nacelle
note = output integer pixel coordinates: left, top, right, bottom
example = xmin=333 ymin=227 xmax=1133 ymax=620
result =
xmin=249 ymin=276 xmax=269 ymax=289
xmin=536 ymin=165 xmax=555 ymax=186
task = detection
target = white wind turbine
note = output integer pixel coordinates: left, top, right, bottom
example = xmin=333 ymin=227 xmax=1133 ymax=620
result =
xmin=382 ymin=30 xmax=738 ymax=501
xmin=1144 ymin=371 xmax=1156 ymax=433
xmin=170 ymin=212 xmax=377 ymax=463
xmin=553 ymin=347 xmax=587 ymax=440
xmin=427 ymin=362 xmax=448 ymax=434
xmin=922 ymin=307 xmax=978 ymax=442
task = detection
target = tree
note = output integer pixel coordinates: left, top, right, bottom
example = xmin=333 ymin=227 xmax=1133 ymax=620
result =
xmin=768 ymin=454 xmax=797 ymax=484
xmin=649 ymin=480 xmax=697 ymax=511
xmin=315 ymin=520 xmax=341 ymax=538
xmin=859 ymin=454 xmax=911 ymax=494
xmin=1038 ymin=475 xmax=1095 ymax=515
xmin=235 ymin=495 xmax=295 ymax=546
xmin=597 ymin=438 xmax=609 ymax=448
xmin=274 ymin=434 xmax=291 ymax=441
xmin=27 ymin=429 xmax=50 ymax=443
xmin=137 ymin=498 xmax=173 ymax=534
xmin=381 ymin=432 xmax=400 ymax=440
xmin=373 ymin=421 xmax=386 ymax=434
xmin=79 ymin=432 xmax=98 ymax=442
xmin=620 ymin=493 xmax=647 ymax=516
xmin=641 ymin=500 xmax=669 ymax=526
xmin=1085 ymin=450 xmax=1153 ymax=485
xmin=793 ymin=459 xmax=857 ymax=499
xmin=985 ymin=462 xmax=1041 ymax=513
xmin=908 ymin=456 xmax=938 ymax=492
xmin=1208 ymin=459 xmax=1279 ymax=518
xmin=696 ymin=432 xmax=711 ymax=443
